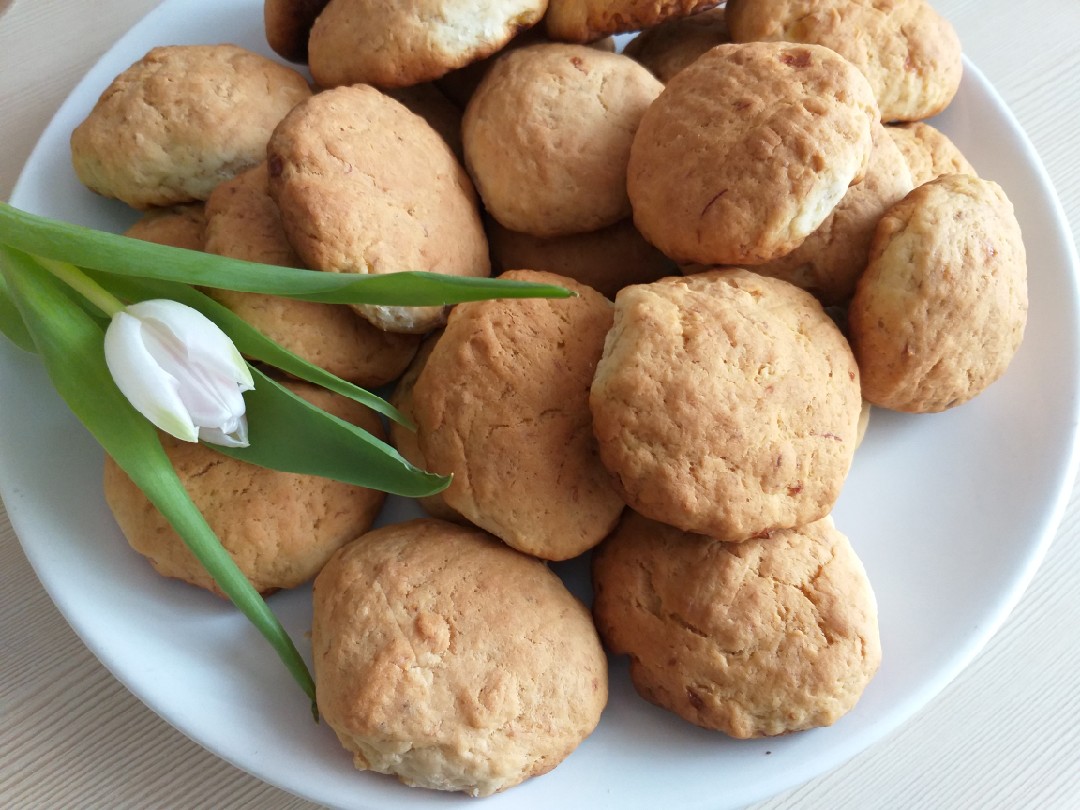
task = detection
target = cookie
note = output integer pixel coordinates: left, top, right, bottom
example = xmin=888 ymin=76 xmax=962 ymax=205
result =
xmin=590 ymin=269 xmax=862 ymax=541
xmin=203 ymin=163 xmax=419 ymax=387
xmin=307 ymin=0 xmax=547 ymax=88
xmin=267 ymin=84 xmax=490 ymax=334
xmin=463 ymin=44 xmax=663 ymax=237
xmin=263 ymin=0 xmax=330 ymax=63
xmin=849 ymin=173 xmax=1028 ymax=412
xmin=388 ymin=331 xmax=466 ymax=524
xmin=312 ymin=518 xmax=608 ymax=796
xmin=103 ymin=381 xmax=386 ymax=596
xmin=726 ymin=0 xmax=962 ymax=122
xmin=886 ymin=121 xmax=977 ymax=186
xmin=412 ymin=270 xmax=624 ymax=560
xmin=124 ymin=203 xmax=205 ymax=250
xmin=486 ymin=217 xmax=676 ymax=299
xmin=622 ymin=6 xmax=731 ymax=82
xmin=71 ymin=45 xmax=312 ymax=209
xmin=627 ymin=42 xmax=878 ymax=265
xmin=545 ymin=0 xmax=722 ymax=43
xmin=745 ymin=122 xmax=914 ymax=306
xmin=592 ymin=512 xmax=881 ymax=738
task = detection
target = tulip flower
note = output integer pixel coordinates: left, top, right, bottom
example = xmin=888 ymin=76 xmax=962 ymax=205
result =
xmin=104 ymin=299 xmax=254 ymax=447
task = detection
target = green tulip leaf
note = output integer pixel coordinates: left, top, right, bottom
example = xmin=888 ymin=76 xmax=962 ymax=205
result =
xmin=216 ymin=365 xmax=449 ymax=498
xmin=0 ymin=245 xmax=317 ymax=714
xmin=0 ymin=270 xmax=36 ymax=353
xmin=0 ymin=202 xmax=573 ymax=306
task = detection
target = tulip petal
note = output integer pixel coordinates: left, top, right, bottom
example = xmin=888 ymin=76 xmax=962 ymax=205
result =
xmin=103 ymin=310 xmax=198 ymax=443
xmin=108 ymin=299 xmax=254 ymax=448
xmin=198 ymin=417 xmax=249 ymax=448
xmin=127 ymin=299 xmax=253 ymax=389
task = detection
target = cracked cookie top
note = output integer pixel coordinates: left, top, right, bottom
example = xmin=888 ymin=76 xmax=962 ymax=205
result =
xmin=592 ymin=511 xmax=881 ymax=738
xmin=312 ymin=518 xmax=607 ymax=796
xmin=411 ymin=269 xmax=624 ymax=560
xmin=849 ymin=173 xmax=1028 ymax=412
xmin=590 ymin=269 xmax=862 ymax=541
xmin=463 ymin=43 xmax=663 ymax=237
xmin=71 ymin=44 xmax=312 ymax=209
xmin=266 ymin=83 xmax=490 ymax=334
xmin=627 ymin=41 xmax=878 ymax=266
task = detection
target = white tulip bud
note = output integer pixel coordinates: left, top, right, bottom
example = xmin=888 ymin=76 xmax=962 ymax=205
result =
xmin=104 ymin=299 xmax=254 ymax=447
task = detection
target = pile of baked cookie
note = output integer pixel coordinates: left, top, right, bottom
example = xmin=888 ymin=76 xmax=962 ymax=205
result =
xmin=73 ymin=0 xmax=1028 ymax=799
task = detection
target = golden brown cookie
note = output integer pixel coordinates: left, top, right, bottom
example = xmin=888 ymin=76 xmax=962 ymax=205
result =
xmin=388 ymin=331 xmax=467 ymax=524
xmin=463 ymin=44 xmax=663 ymax=237
xmin=849 ymin=173 xmax=1028 ymax=412
xmin=103 ymin=381 xmax=386 ymax=596
xmin=312 ymin=518 xmax=608 ymax=796
xmin=486 ymin=217 xmax=676 ymax=299
xmin=412 ymin=270 xmax=624 ymax=560
xmin=726 ymin=0 xmax=962 ymax=122
xmin=886 ymin=121 xmax=977 ymax=186
xmin=627 ymin=42 xmax=878 ymax=265
xmin=545 ymin=0 xmax=721 ymax=42
xmin=263 ymin=0 xmax=330 ymax=62
xmin=267 ymin=84 xmax=490 ymax=334
xmin=622 ymin=6 xmax=731 ymax=82
xmin=745 ymin=122 xmax=914 ymax=306
xmin=590 ymin=270 xmax=862 ymax=541
xmin=307 ymin=0 xmax=548 ymax=88
xmin=123 ymin=203 xmax=206 ymax=250
xmin=71 ymin=45 xmax=312 ymax=209
xmin=203 ymin=163 xmax=419 ymax=387
xmin=592 ymin=511 xmax=881 ymax=738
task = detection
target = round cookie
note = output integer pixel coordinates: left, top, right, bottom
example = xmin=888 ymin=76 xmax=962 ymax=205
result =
xmin=267 ymin=84 xmax=490 ymax=334
xmin=627 ymin=42 xmax=878 ymax=266
xmin=849 ymin=173 xmax=1028 ymax=412
xmin=622 ymin=6 xmax=731 ymax=82
xmin=203 ymin=163 xmax=420 ymax=387
xmin=124 ymin=203 xmax=205 ymax=250
xmin=486 ymin=217 xmax=676 ymax=299
xmin=592 ymin=511 xmax=881 ymax=738
xmin=388 ymin=331 xmax=467 ymax=524
xmin=745 ymin=122 xmax=914 ymax=306
xmin=463 ymin=44 xmax=663 ymax=237
xmin=412 ymin=270 xmax=625 ymax=560
xmin=545 ymin=0 xmax=721 ymax=43
xmin=307 ymin=0 xmax=548 ymax=88
xmin=263 ymin=0 xmax=330 ymax=62
xmin=103 ymin=381 xmax=386 ymax=596
xmin=726 ymin=0 xmax=962 ymax=122
xmin=312 ymin=518 xmax=608 ymax=797
xmin=886 ymin=121 xmax=977 ymax=186
xmin=590 ymin=269 xmax=862 ymax=541
xmin=71 ymin=45 xmax=312 ymax=209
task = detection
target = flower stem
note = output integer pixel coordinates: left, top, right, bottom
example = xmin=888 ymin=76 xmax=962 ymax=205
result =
xmin=31 ymin=255 xmax=125 ymax=317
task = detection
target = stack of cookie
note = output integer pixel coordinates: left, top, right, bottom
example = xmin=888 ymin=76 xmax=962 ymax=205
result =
xmin=70 ymin=0 xmax=1029 ymax=798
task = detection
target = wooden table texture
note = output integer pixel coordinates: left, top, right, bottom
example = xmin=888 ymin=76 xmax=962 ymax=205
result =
xmin=1 ymin=1 xmax=1079 ymax=807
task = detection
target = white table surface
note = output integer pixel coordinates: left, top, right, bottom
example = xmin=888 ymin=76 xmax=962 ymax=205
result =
xmin=2 ymin=1 xmax=1079 ymax=807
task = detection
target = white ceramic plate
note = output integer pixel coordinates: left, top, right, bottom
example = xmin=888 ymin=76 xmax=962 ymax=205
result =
xmin=3 ymin=2 xmax=1078 ymax=808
